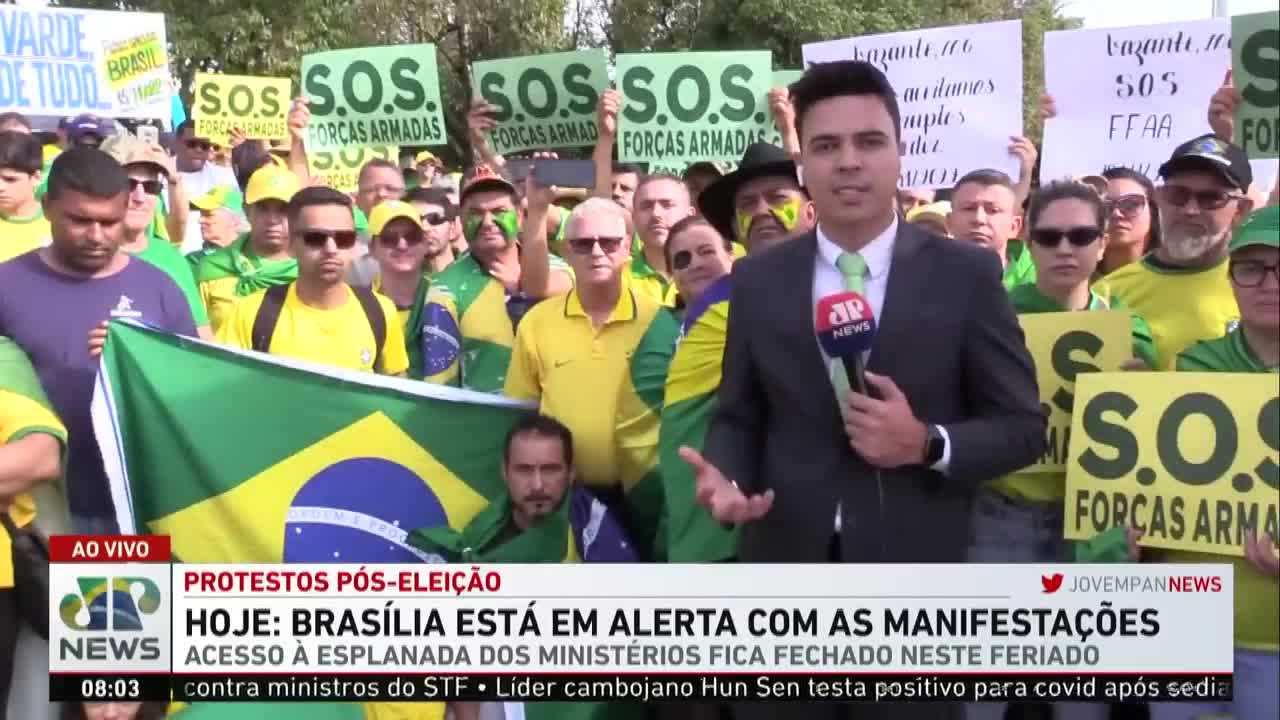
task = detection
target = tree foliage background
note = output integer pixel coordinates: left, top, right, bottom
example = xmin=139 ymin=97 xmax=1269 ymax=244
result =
xmin=52 ymin=0 xmax=1081 ymax=165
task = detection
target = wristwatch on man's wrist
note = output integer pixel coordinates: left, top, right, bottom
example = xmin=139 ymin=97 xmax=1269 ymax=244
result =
xmin=922 ymin=424 xmax=946 ymax=467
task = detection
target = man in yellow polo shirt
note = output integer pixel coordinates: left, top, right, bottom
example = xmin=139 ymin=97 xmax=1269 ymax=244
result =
xmin=505 ymin=197 xmax=679 ymax=544
xmin=218 ymin=186 xmax=408 ymax=377
xmin=1105 ymin=135 xmax=1256 ymax=367
xmin=1 ymin=338 xmax=66 ymax=710
xmin=194 ymin=165 xmax=302 ymax=334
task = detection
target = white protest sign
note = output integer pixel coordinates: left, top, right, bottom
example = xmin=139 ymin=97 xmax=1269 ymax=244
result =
xmin=1041 ymin=19 xmax=1230 ymax=181
xmin=0 ymin=5 xmax=171 ymax=120
xmin=803 ymin=20 xmax=1023 ymax=189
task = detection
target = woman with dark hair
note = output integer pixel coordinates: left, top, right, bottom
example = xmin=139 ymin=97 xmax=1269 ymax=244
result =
xmin=1099 ymin=166 xmax=1161 ymax=276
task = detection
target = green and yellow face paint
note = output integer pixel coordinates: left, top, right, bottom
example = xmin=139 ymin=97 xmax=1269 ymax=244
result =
xmin=463 ymin=208 xmax=520 ymax=246
xmin=735 ymin=196 xmax=803 ymax=241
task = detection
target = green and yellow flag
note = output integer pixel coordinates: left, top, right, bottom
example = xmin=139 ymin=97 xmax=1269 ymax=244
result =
xmin=658 ymin=276 xmax=738 ymax=562
xmin=92 ymin=321 xmax=533 ymax=563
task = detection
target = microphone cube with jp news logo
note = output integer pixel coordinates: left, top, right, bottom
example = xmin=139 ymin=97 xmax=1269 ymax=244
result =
xmin=48 ymin=535 xmax=174 ymax=702
xmin=816 ymin=291 xmax=877 ymax=359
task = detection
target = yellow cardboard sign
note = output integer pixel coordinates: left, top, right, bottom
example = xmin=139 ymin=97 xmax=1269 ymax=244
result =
xmin=1018 ymin=310 xmax=1132 ymax=473
xmin=307 ymin=146 xmax=399 ymax=193
xmin=193 ymin=73 xmax=292 ymax=145
xmin=103 ymin=33 xmax=167 ymax=91
xmin=1065 ymin=372 xmax=1279 ymax=556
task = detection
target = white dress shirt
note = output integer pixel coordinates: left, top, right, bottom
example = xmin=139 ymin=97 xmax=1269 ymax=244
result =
xmin=813 ymin=218 xmax=951 ymax=533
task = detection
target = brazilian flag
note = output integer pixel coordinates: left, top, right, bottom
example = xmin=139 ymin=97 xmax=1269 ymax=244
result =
xmin=91 ymin=321 xmax=533 ymax=564
xmin=659 ymin=276 xmax=738 ymax=562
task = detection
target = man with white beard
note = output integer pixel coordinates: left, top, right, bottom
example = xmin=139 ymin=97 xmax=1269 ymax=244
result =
xmin=1105 ymin=134 xmax=1256 ymax=368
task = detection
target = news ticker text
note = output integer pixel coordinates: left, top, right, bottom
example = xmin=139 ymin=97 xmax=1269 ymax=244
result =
xmin=53 ymin=672 xmax=1232 ymax=704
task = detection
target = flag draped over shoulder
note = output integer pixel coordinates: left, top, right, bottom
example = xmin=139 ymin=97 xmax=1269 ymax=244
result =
xmin=615 ymin=306 xmax=680 ymax=560
xmin=658 ymin=276 xmax=738 ymax=562
xmin=92 ymin=321 xmax=533 ymax=563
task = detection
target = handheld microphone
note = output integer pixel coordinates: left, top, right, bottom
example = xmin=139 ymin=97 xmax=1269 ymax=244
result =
xmin=815 ymin=291 xmax=877 ymax=394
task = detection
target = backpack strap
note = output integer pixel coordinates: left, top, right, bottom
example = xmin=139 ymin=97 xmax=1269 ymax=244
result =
xmin=352 ymin=285 xmax=387 ymax=371
xmin=250 ymin=283 xmax=291 ymax=354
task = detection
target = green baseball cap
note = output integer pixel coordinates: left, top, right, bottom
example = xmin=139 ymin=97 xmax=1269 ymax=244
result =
xmin=1228 ymin=205 xmax=1280 ymax=255
xmin=190 ymin=185 xmax=244 ymax=214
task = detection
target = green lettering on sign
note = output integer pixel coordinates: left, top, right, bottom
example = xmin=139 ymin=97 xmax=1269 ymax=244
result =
xmin=1233 ymin=11 xmax=1280 ymax=159
xmin=301 ymin=44 xmax=446 ymax=151
xmin=471 ymin=50 xmax=609 ymax=155
xmin=616 ymin=51 xmax=773 ymax=164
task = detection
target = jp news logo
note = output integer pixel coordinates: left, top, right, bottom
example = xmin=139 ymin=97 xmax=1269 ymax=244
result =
xmin=59 ymin=576 xmax=162 ymax=631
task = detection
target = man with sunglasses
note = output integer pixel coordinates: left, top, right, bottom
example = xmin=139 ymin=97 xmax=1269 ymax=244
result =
xmin=403 ymin=186 xmax=458 ymax=275
xmin=368 ymin=198 xmax=445 ymax=379
xmin=417 ymin=164 xmax=573 ymax=391
xmin=1106 ymin=134 xmax=1256 ymax=368
xmin=194 ymin=165 xmax=302 ymax=334
xmin=176 ymin=120 xmax=238 ymax=253
xmin=103 ymin=133 xmax=211 ymax=340
xmin=218 ymin=186 xmax=408 ymax=377
xmin=506 ymin=197 xmax=680 ymax=554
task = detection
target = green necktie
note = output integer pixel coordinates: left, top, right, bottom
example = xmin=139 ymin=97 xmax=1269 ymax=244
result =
xmin=831 ymin=251 xmax=867 ymax=395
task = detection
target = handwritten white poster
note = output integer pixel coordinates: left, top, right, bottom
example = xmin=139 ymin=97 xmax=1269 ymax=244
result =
xmin=802 ymin=20 xmax=1023 ymax=190
xmin=0 ymin=5 xmax=171 ymax=119
xmin=1041 ymin=19 xmax=1233 ymax=181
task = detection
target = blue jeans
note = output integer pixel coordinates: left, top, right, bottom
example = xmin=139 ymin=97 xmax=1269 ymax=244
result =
xmin=1149 ymin=648 xmax=1279 ymax=720
xmin=964 ymin=489 xmax=1107 ymax=720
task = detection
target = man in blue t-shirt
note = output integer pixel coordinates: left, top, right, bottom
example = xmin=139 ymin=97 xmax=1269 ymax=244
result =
xmin=0 ymin=148 xmax=196 ymax=534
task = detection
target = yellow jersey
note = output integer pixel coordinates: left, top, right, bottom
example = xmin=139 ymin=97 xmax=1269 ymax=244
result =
xmin=0 ymin=211 xmax=51 ymax=264
xmin=505 ymin=287 xmax=669 ymax=487
xmin=1102 ymin=256 xmax=1238 ymax=369
xmin=1 ymin=337 xmax=66 ymax=588
xmin=217 ymin=284 xmax=409 ymax=376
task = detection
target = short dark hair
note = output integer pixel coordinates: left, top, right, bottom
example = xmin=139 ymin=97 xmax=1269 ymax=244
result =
xmin=286 ymin=185 xmax=354 ymax=227
xmin=232 ymin=143 xmax=272 ymax=191
xmin=0 ymin=131 xmax=43 ymax=175
xmin=503 ymin=413 xmax=574 ymax=468
xmin=45 ymin=147 xmax=128 ymax=203
xmin=405 ymin=186 xmax=455 ymax=215
xmin=635 ymin=172 xmax=688 ymax=198
xmin=0 ymin=112 xmax=31 ymax=131
xmin=1027 ymin=180 xmax=1107 ymax=231
xmin=1101 ymin=166 xmax=1162 ymax=250
xmin=612 ymin=162 xmax=642 ymax=177
xmin=791 ymin=61 xmax=901 ymax=141
xmin=954 ymin=168 xmax=1016 ymax=196
xmin=176 ymin=119 xmax=196 ymax=138
xmin=358 ymin=159 xmax=400 ymax=186
xmin=664 ymin=215 xmax=729 ymax=272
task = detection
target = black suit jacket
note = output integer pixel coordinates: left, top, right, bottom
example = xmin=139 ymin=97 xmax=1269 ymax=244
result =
xmin=703 ymin=222 xmax=1046 ymax=564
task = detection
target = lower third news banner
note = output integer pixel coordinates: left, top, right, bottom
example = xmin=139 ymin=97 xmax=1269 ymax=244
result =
xmin=50 ymin=540 xmax=1235 ymax=705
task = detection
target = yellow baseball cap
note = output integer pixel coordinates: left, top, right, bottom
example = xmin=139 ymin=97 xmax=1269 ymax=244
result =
xmin=244 ymin=165 xmax=301 ymax=205
xmin=415 ymin=150 xmax=438 ymax=165
xmin=190 ymin=185 xmax=244 ymax=213
xmin=368 ymin=200 xmax=423 ymax=237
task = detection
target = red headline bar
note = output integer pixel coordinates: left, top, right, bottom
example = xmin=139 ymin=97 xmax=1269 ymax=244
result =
xmin=48 ymin=535 xmax=171 ymax=562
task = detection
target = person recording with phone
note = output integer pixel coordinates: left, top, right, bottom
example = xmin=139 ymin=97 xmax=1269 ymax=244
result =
xmin=680 ymin=65 xmax=1043 ymax=714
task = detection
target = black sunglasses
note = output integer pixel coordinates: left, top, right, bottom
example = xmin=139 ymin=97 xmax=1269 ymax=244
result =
xmin=298 ymin=230 xmax=359 ymax=249
xmin=1106 ymin=193 xmax=1146 ymax=217
xmin=671 ymin=250 xmax=693 ymax=271
xmin=379 ymin=229 xmax=424 ymax=247
xmin=185 ymin=140 xmax=212 ymax=152
xmin=127 ymin=178 xmax=163 ymax=196
xmin=1030 ymin=226 xmax=1103 ymax=248
xmin=422 ymin=212 xmax=451 ymax=226
xmin=1158 ymin=185 xmax=1242 ymax=211
xmin=1229 ymin=260 xmax=1280 ymax=288
xmin=567 ymin=235 xmax=625 ymax=255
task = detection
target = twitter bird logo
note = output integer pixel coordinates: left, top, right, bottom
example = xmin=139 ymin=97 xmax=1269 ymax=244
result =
xmin=1042 ymin=573 xmax=1064 ymax=593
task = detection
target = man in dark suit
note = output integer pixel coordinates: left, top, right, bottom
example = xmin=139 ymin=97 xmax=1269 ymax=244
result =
xmin=679 ymin=60 xmax=1046 ymax=720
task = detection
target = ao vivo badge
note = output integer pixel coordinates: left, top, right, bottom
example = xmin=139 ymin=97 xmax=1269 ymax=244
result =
xmin=48 ymin=535 xmax=173 ymax=703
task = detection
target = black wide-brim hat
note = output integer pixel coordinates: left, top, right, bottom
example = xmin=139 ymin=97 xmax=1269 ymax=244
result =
xmin=696 ymin=142 xmax=798 ymax=241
